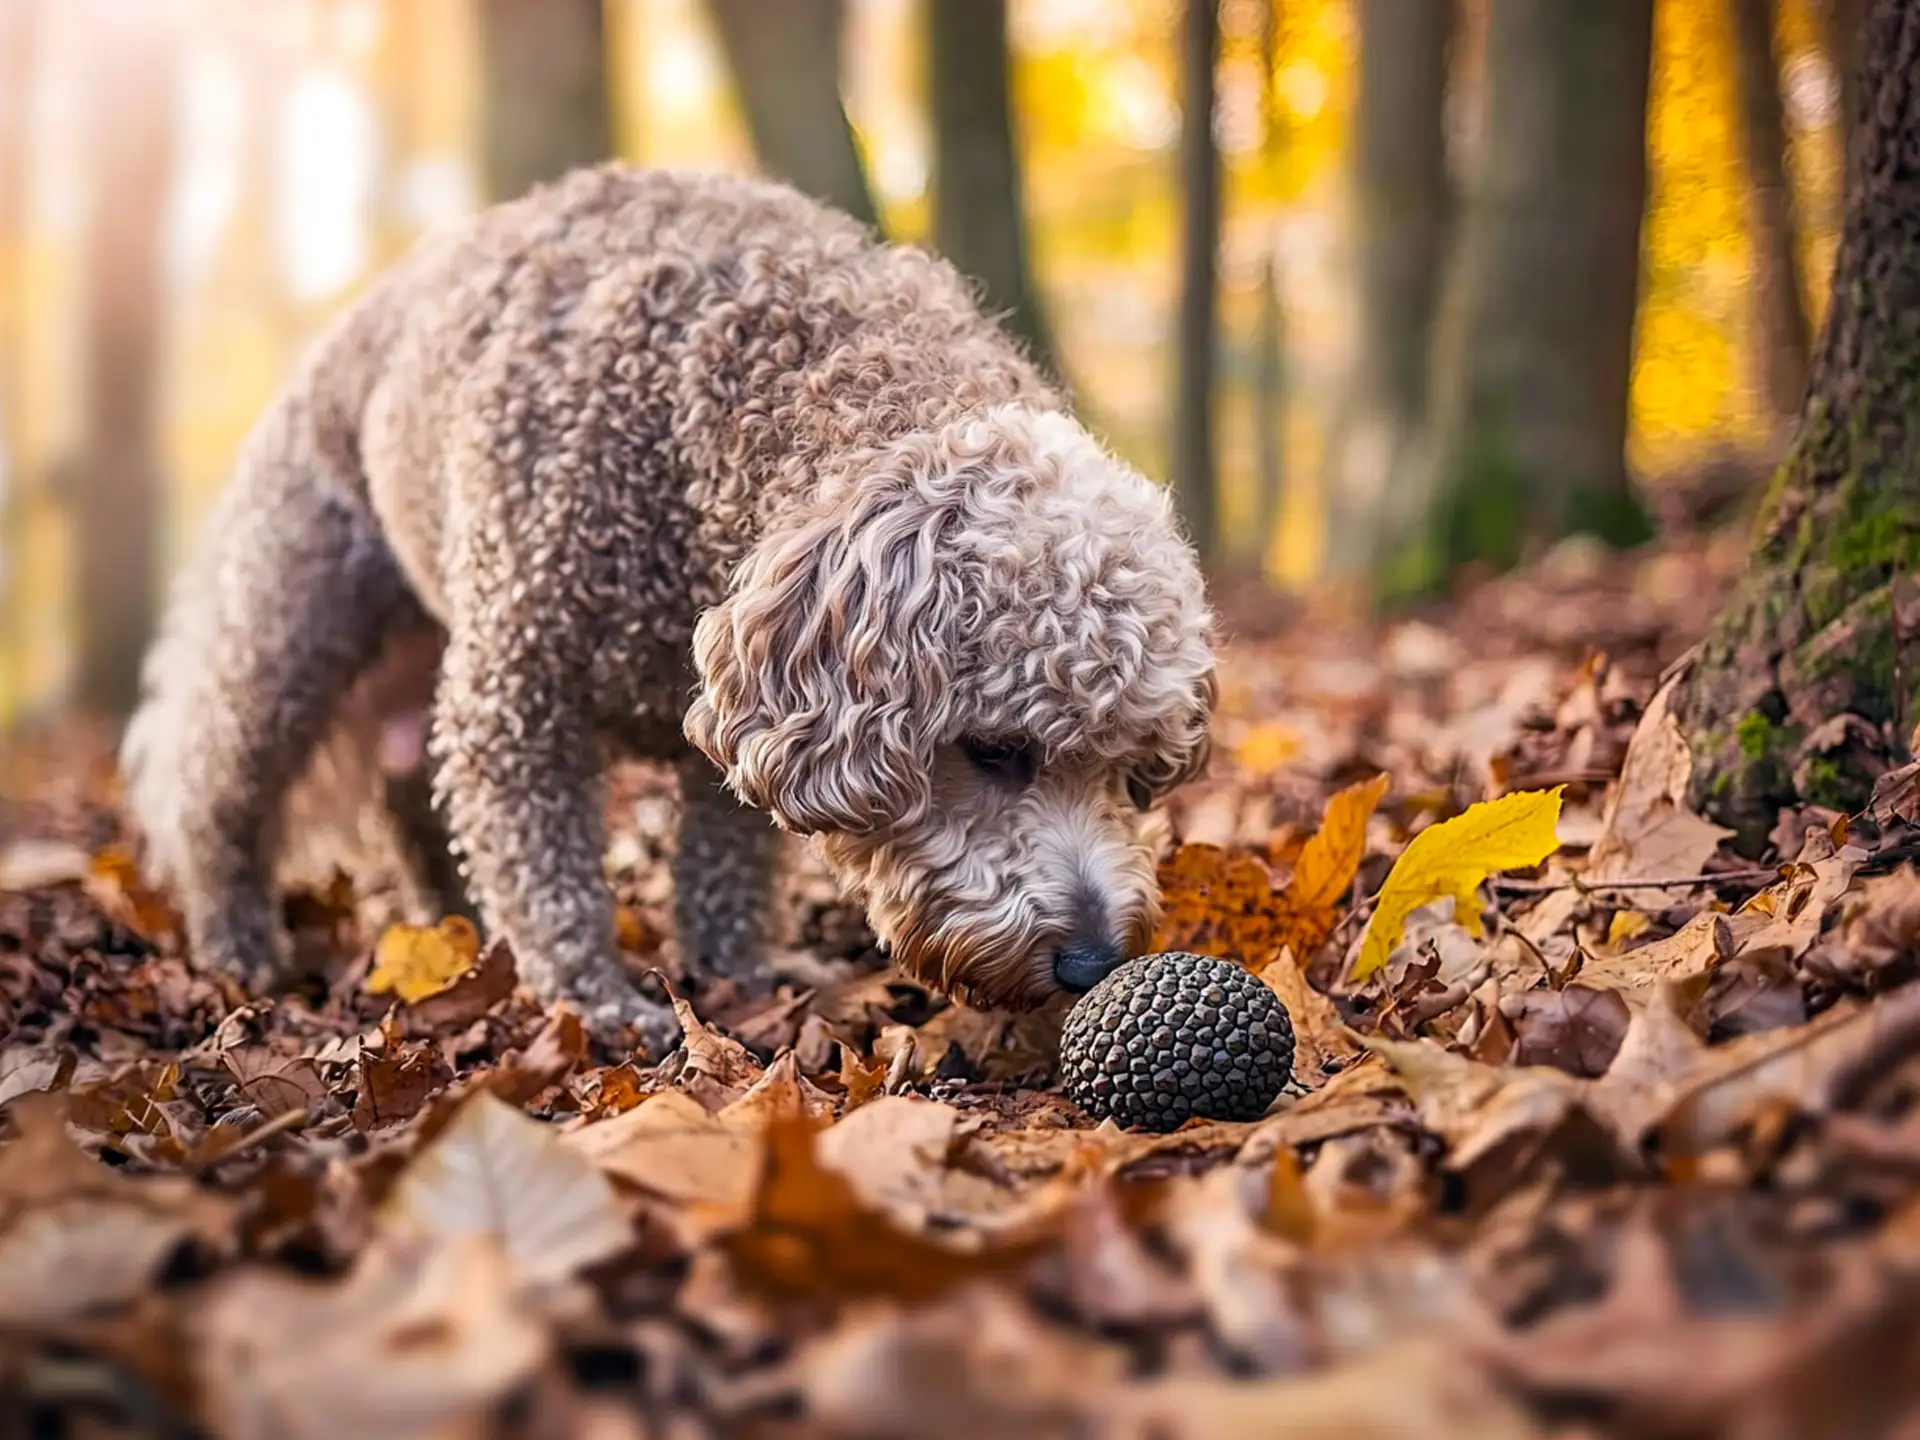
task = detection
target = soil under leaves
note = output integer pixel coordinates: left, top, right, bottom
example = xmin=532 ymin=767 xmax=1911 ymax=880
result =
xmin=10 ymin=528 xmax=1920 ymax=1438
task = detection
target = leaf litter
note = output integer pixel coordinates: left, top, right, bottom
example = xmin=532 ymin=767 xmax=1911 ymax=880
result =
xmin=13 ymin=534 xmax=1920 ymax=1435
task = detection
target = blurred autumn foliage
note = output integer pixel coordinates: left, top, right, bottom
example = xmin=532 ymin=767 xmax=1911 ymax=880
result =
xmin=0 ymin=0 xmax=1852 ymax=729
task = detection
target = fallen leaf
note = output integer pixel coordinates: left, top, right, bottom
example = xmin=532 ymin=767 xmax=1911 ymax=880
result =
xmin=191 ymin=1233 xmax=548 ymax=1440
xmin=1573 ymin=910 xmax=1733 ymax=994
xmin=1233 ymin=720 xmax=1303 ymax=775
xmin=813 ymin=1094 xmax=962 ymax=1227
xmin=1268 ymin=772 xmax=1392 ymax=960
xmin=720 ymin=1112 xmax=1050 ymax=1304
xmin=380 ymin=1089 xmax=630 ymax=1285
xmin=398 ymin=938 xmax=517 ymax=1034
xmin=0 ymin=1093 xmax=230 ymax=1324
xmin=366 ymin=915 xmax=483 ymax=1004
xmin=1584 ymin=677 xmax=1735 ymax=906
xmin=1257 ymin=951 xmax=1363 ymax=1085
xmin=224 ymin=1046 xmax=327 ymax=1119
xmin=1504 ymin=985 xmax=1630 ymax=1077
xmin=1363 ymin=1036 xmax=1587 ymax=1175
xmin=567 ymin=1089 xmax=761 ymax=1209
xmin=1354 ymin=788 xmax=1566 ymax=981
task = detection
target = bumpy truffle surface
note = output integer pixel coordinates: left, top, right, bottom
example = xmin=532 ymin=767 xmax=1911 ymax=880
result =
xmin=1060 ymin=952 xmax=1295 ymax=1132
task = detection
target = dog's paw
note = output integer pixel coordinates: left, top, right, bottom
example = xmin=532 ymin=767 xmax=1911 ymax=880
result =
xmin=569 ymin=974 xmax=683 ymax=1060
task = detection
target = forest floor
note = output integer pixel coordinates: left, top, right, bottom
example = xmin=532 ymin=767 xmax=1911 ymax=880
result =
xmin=10 ymin=512 xmax=1920 ymax=1438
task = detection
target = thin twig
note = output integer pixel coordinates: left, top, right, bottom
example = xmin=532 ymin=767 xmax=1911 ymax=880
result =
xmin=1494 ymin=866 xmax=1782 ymax=896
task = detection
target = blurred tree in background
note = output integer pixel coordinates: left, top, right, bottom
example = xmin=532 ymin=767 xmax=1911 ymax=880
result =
xmin=0 ymin=0 xmax=39 ymax=717
xmin=1385 ymin=0 xmax=1657 ymax=604
xmin=1729 ymin=0 xmax=1813 ymax=429
xmin=928 ymin=0 xmax=1057 ymax=379
xmin=478 ymin=0 xmax=613 ymax=203
xmin=707 ymin=0 xmax=878 ymax=227
xmin=0 ymin=0 xmax=1874 ymax=730
xmin=70 ymin=0 xmax=181 ymax=715
xmin=1319 ymin=0 xmax=1452 ymax=590
xmin=1677 ymin=0 xmax=1920 ymax=848
xmin=1172 ymin=0 xmax=1222 ymax=566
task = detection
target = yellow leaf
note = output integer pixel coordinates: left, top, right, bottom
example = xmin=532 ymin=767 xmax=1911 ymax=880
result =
xmin=1269 ymin=772 xmax=1390 ymax=959
xmin=1351 ymin=788 xmax=1565 ymax=982
xmin=367 ymin=916 xmax=482 ymax=1003
xmin=1233 ymin=721 xmax=1301 ymax=776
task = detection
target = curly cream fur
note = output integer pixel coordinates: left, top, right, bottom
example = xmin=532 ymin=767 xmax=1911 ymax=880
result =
xmin=119 ymin=164 xmax=1216 ymax=1044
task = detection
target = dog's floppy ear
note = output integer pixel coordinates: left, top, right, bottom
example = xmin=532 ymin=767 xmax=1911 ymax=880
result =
xmin=685 ymin=471 xmax=955 ymax=835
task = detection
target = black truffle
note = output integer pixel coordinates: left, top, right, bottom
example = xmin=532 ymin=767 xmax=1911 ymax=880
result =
xmin=1059 ymin=952 xmax=1295 ymax=1132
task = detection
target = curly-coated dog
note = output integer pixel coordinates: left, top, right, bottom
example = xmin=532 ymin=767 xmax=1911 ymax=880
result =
xmin=120 ymin=164 xmax=1217 ymax=1048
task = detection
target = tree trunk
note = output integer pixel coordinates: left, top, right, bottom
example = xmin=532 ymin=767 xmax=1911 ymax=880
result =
xmin=477 ymin=0 xmax=612 ymax=205
xmin=1250 ymin=0 xmax=1286 ymax=563
xmin=0 ymin=0 xmax=39 ymax=720
xmin=1819 ymin=0 xmax=1865 ymax=178
xmin=927 ymin=0 xmax=1056 ymax=376
xmin=1676 ymin=0 xmax=1920 ymax=852
xmin=1171 ymin=0 xmax=1222 ymax=565
xmin=1386 ymin=0 xmax=1655 ymax=602
xmin=1321 ymin=0 xmax=1452 ymax=586
xmin=1729 ymin=0 xmax=1813 ymax=428
xmin=707 ymin=0 xmax=879 ymax=228
xmin=70 ymin=0 xmax=179 ymax=716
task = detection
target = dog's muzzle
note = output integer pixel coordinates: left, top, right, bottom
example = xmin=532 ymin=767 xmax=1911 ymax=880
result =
xmin=1053 ymin=936 xmax=1125 ymax=994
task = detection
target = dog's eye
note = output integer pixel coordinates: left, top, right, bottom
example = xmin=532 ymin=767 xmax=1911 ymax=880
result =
xmin=962 ymin=737 xmax=1036 ymax=787
xmin=1126 ymin=774 xmax=1155 ymax=812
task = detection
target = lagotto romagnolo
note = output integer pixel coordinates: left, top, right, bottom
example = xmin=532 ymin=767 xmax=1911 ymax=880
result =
xmin=120 ymin=164 xmax=1218 ymax=1050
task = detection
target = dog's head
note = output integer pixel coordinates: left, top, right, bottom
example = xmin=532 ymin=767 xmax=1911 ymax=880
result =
xmin=684 ymin=404 xmax=1216 ymax=1009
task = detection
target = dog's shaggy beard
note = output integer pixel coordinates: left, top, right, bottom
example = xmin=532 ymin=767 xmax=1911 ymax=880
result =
xmin=816 ymin=767 xmax=1161 ymax=1009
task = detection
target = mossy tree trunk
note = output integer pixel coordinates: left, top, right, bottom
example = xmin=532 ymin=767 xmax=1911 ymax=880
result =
xmin=1384 ymin=0 xmax=1655 ymax=603
xmin=477 ymin=0 xmax=612 ymax=205
xmin=1676 ymin=0 xmax=1920 ymax=852
xmin=927 ymin=0 xmax=1056 ymax=378
xmin=1729 ymin=0 xmax=1813 ymax=430
xmin=707 ymin=0 xmax=879 ymax=229
xmin=1321 ymin=0 xmax=1453 ymax=588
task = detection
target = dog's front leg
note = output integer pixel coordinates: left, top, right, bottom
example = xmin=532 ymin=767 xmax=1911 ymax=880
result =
xmin=672 ymin=755 xmax=786 ymax=987
xmin=429 ymin=621 xmax=677 ymax=1054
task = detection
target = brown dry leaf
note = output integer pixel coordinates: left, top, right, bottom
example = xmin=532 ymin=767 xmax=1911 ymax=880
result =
xmin=566 ymin=1089 xmax=761 ymax=1210
xmin=399 ymin=938 xmax=517 ymax=1034
xmin=813 ymin=1094 xmax=962 ymax=1227
xmin=1730 ymin=834 xmax=1863 ymax=967
xmin=191 ymin=1233 xmax=548 ymax=1440
xmin=670 ymin=989 xmax=765 ymax=1101
xmin=1112 ymin=1336 xmax=1540 ymax=1439
xmin=380 ymin=1089 xmax=630 ymax=1285
xmin=1649 ymin=983 xmax=1920 ymax=1157
xmin=366 ymin=915 xmax=483 ymax=1004
xmin=1573 ymin=910 xmax=1733 ymax=995
xmin=353 ymin=1038 xmax=453 ymax=1132
xmin=1868 ymin=756 xmax=1920 ymax=827
xmin=1362 ymin=1037 xmax=1586 ymax=1174
xmin=0 ymin=1044 xmax=75 ymax=1108
xmin=1583 ymin=677 xmax=1735 ymax=906
xmin=85 ymin=844 xmax=185 ymax=941
xmin=782 ymin=1281 xmax=1126 ymax=1439
xmin=1152 ymin=843 xmax=1290 ymax=962
xmin=1257 ymin=951 xmax=1363 ymax=1086
xmin=1504 ymin=984 xmax=1630 ymax=1077
xmin=837 ymin=1039 xmax=887 ymax=1109
xmin=1585 ymin=981 xmax=1714 ymax=1145
xmin=224 ymin=1046 xmax=327 ymax=1119
xmin=715 ymin=1050 xmax=836 ymax=1133
xmin=0 ymin=1093 xmax=230 ymax=1325
xmin=720 ymin=1112 xmax=1051 ymax=1304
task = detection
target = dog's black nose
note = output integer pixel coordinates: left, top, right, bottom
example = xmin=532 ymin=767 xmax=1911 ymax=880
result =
xmin=1053 ymin=938 xmax=1124 ymax=994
